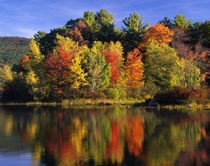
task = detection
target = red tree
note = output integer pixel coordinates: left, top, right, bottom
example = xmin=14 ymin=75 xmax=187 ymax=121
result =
xmin=45 ymin=44 xmax=74 ymax=94
xmin=102 ymin=50 xmax=121 ymax=85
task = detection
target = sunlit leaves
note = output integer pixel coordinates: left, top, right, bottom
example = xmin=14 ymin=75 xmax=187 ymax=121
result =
xmin=139 ymin=24 xmax=173 ymax=52
xmin=102 ymin=41 xmax=124 ymax=85
xmin=174 ymin=14 xmax=192 ymax=29
xmin=85 ymin=45 xmax=110 ymax=94
xmin=144 ymin=40 xmax=178 ymax=92
xmin=125 ymin=49 xmax=144 ymax=87
xmin=46 ymin=35 xmax=87 ymax=97
xmin=0 ymin=65 xmax=13 ymax=81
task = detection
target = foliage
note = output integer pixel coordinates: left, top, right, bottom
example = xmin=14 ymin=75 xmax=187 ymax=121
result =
xmin=155 ymin=86 xmax=209 ymax=105
xmin=124 ymin=48 xmax=144 ymax=87
xmin=139 ymin=24 xmax=173 ymax=52
xmin=102 ymin=41 xmax=124 ymax=85
xmin=191 ymin=21 xmax=210 ymax=48
xmin=122 ymin=12 xmax=150 ymax=53
xmin=106 ymin=88 xmax=121 ymax=100
xmin=22 ymin=39 xmax=49 ymax=100
xmin=0 ymin=37 xmax=30 ymax=68
xmin=174 ymin=14 xmax=192 ymax=29
xmin=46 ymin=35 xmax=87 ymax=99
xmin=1 ymin=10 xmax=209 ymax=102
xmin=175 ymin=58 xmax=202 ymax=88
xmin=0 ymin=65 xmax=13 ymax=82
xmin=159 ymin=17 xmax=172 ymax=28
xmin=1 ymin=73 xmax=32 ymax=102
xmin=144 ymin=40 xmax=179 ymax=93
xmin=85 ymin=43 xmax=111 ymax=95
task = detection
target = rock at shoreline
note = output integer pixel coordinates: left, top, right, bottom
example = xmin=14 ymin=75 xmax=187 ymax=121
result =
xmin=133 ymin=99 xmax=159 ymax=107
xmin=98 ymin=102 xmax=112 ymax=106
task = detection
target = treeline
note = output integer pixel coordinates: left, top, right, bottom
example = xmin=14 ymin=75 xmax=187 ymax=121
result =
xmin=0 ymin=10 xmax=209 ymax=104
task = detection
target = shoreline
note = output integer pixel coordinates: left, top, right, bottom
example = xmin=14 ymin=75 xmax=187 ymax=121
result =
xmin=0 ymin=99 xmax=209 ymax=111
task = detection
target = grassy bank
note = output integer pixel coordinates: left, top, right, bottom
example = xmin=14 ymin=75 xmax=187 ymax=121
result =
xmin=0 ymin=99 xmax=209 ymax=112
xmin=0 ymin=98 xmax=143 ymax=106
xmin=157 ymin=104 xmax=210 ymax=112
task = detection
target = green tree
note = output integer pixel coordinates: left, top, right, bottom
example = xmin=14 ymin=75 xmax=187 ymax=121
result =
xmin=174 ymin=58 xmax=201 ymax=88
xmin=34 ymin=27 xmax=67 ymax=55
xmin=159 ymin=16 xmax=172 ymax=28
xmin=96 ymin=9 xmax=114 ymax=25
xmin=85 ymin=43 xmax=111 ymax=95
xmin=191 ymin=21 xmax=210 ymax=48
xmin=174 ymin=14 xmax=192 ymax=29
xmin=122 ymin=12 xmax=150 ymax=54
xmin=144 ymin=40 xmax=179 ymax=93
xmin=95 ymin=9 xmax=121 ymax=43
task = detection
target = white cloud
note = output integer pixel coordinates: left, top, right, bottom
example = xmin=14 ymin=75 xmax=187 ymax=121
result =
xmin=17 ymin=28 xmax=37 ymax=38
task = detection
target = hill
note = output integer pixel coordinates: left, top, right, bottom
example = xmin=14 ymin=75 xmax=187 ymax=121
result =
xmin=0 ymin=37 xmax=30 ymax=67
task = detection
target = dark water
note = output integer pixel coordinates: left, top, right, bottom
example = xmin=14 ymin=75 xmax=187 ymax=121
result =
xmin=0 ymin=106 xmax=209 ymax=166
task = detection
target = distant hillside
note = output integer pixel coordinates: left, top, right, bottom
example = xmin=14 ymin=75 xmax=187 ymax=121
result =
xmin=0 ymin=37 xmax=30 ymax=67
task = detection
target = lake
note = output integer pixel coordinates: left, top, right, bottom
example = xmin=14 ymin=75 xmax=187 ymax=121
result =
xmin=0 ymin=105 xmax=209 ymax=166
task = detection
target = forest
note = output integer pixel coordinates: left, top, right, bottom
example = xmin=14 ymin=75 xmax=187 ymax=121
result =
xmin=0 ymin=37 xmax=30 ymax=67
xmin=0 ymin=9 xmax=209 ymax=104
xmin=0 ymin=37 xmax=30 ymax=87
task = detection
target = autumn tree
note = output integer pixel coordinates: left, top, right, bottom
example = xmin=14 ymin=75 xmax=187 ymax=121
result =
xmin=22 ymin=39 xmax=51 ymax=100
xmin=101 ymin=41 xmax=124 ymax=85
xmin=171 ymin=21 xmax=208 ymax=81
xmin=85 ymin=42 xmax=111 ymax=96
xmin=174 ymin=58 xmax=202 ymax=88
xmin=124 ymin=48 xmax=144 ymax=87
xmin=65 ymin=20 xmax=88 ymax=46
xmin=0 ymin=65 xmax=13 ymax=82
xmin=138 ymin=24 xmax=173 ymax=52
xmin=46 ymin=35 xmax=87 ymax=99
xmin=46 ymin=35 xmax=76 ymax=96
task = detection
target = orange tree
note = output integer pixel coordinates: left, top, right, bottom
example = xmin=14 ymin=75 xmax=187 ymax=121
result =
xmin=138 ymin=24 xmax=173 ymax=52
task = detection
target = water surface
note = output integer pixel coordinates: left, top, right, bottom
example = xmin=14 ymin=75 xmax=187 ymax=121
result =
xmin=0 ymin=106 xmax=209 ymax=166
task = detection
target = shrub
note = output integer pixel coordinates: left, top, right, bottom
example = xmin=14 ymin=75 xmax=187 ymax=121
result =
xmin=188 ymin=87 xmax=209 ymax=104
xmin=155 ymin=86 xmax=209 ymax=105
xmin=106 ymin=88 xmax=120 ymax=100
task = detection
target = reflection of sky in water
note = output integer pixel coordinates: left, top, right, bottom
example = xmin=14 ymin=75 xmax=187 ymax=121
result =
xmin=0 ymin=153 xmax=32 ymax=166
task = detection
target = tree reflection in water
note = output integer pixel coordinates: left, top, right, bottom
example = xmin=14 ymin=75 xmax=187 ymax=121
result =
xmin=0 ymin=106 xmax=209 ymax=166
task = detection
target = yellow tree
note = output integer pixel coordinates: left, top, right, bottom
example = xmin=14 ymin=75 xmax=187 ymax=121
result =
xmin=22 ymin=39 xmax=49 ymax=100
xmin=46 ymin=35 xmax=87 ymax=98
xmin=68 ymin=50 xmax=87 ymax=98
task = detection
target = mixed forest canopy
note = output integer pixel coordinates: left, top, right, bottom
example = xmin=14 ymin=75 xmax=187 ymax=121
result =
xmin=0 ymin=37 xmax=30 ymax=67
xmin=0 ymin=37 xmax=30 ymax=87
xmin=0 ymin=9 xmax=209 ymax=104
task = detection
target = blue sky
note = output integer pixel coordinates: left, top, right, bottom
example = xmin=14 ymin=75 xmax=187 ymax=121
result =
xmin=0 ymin=0 xmax=209 ymax=38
